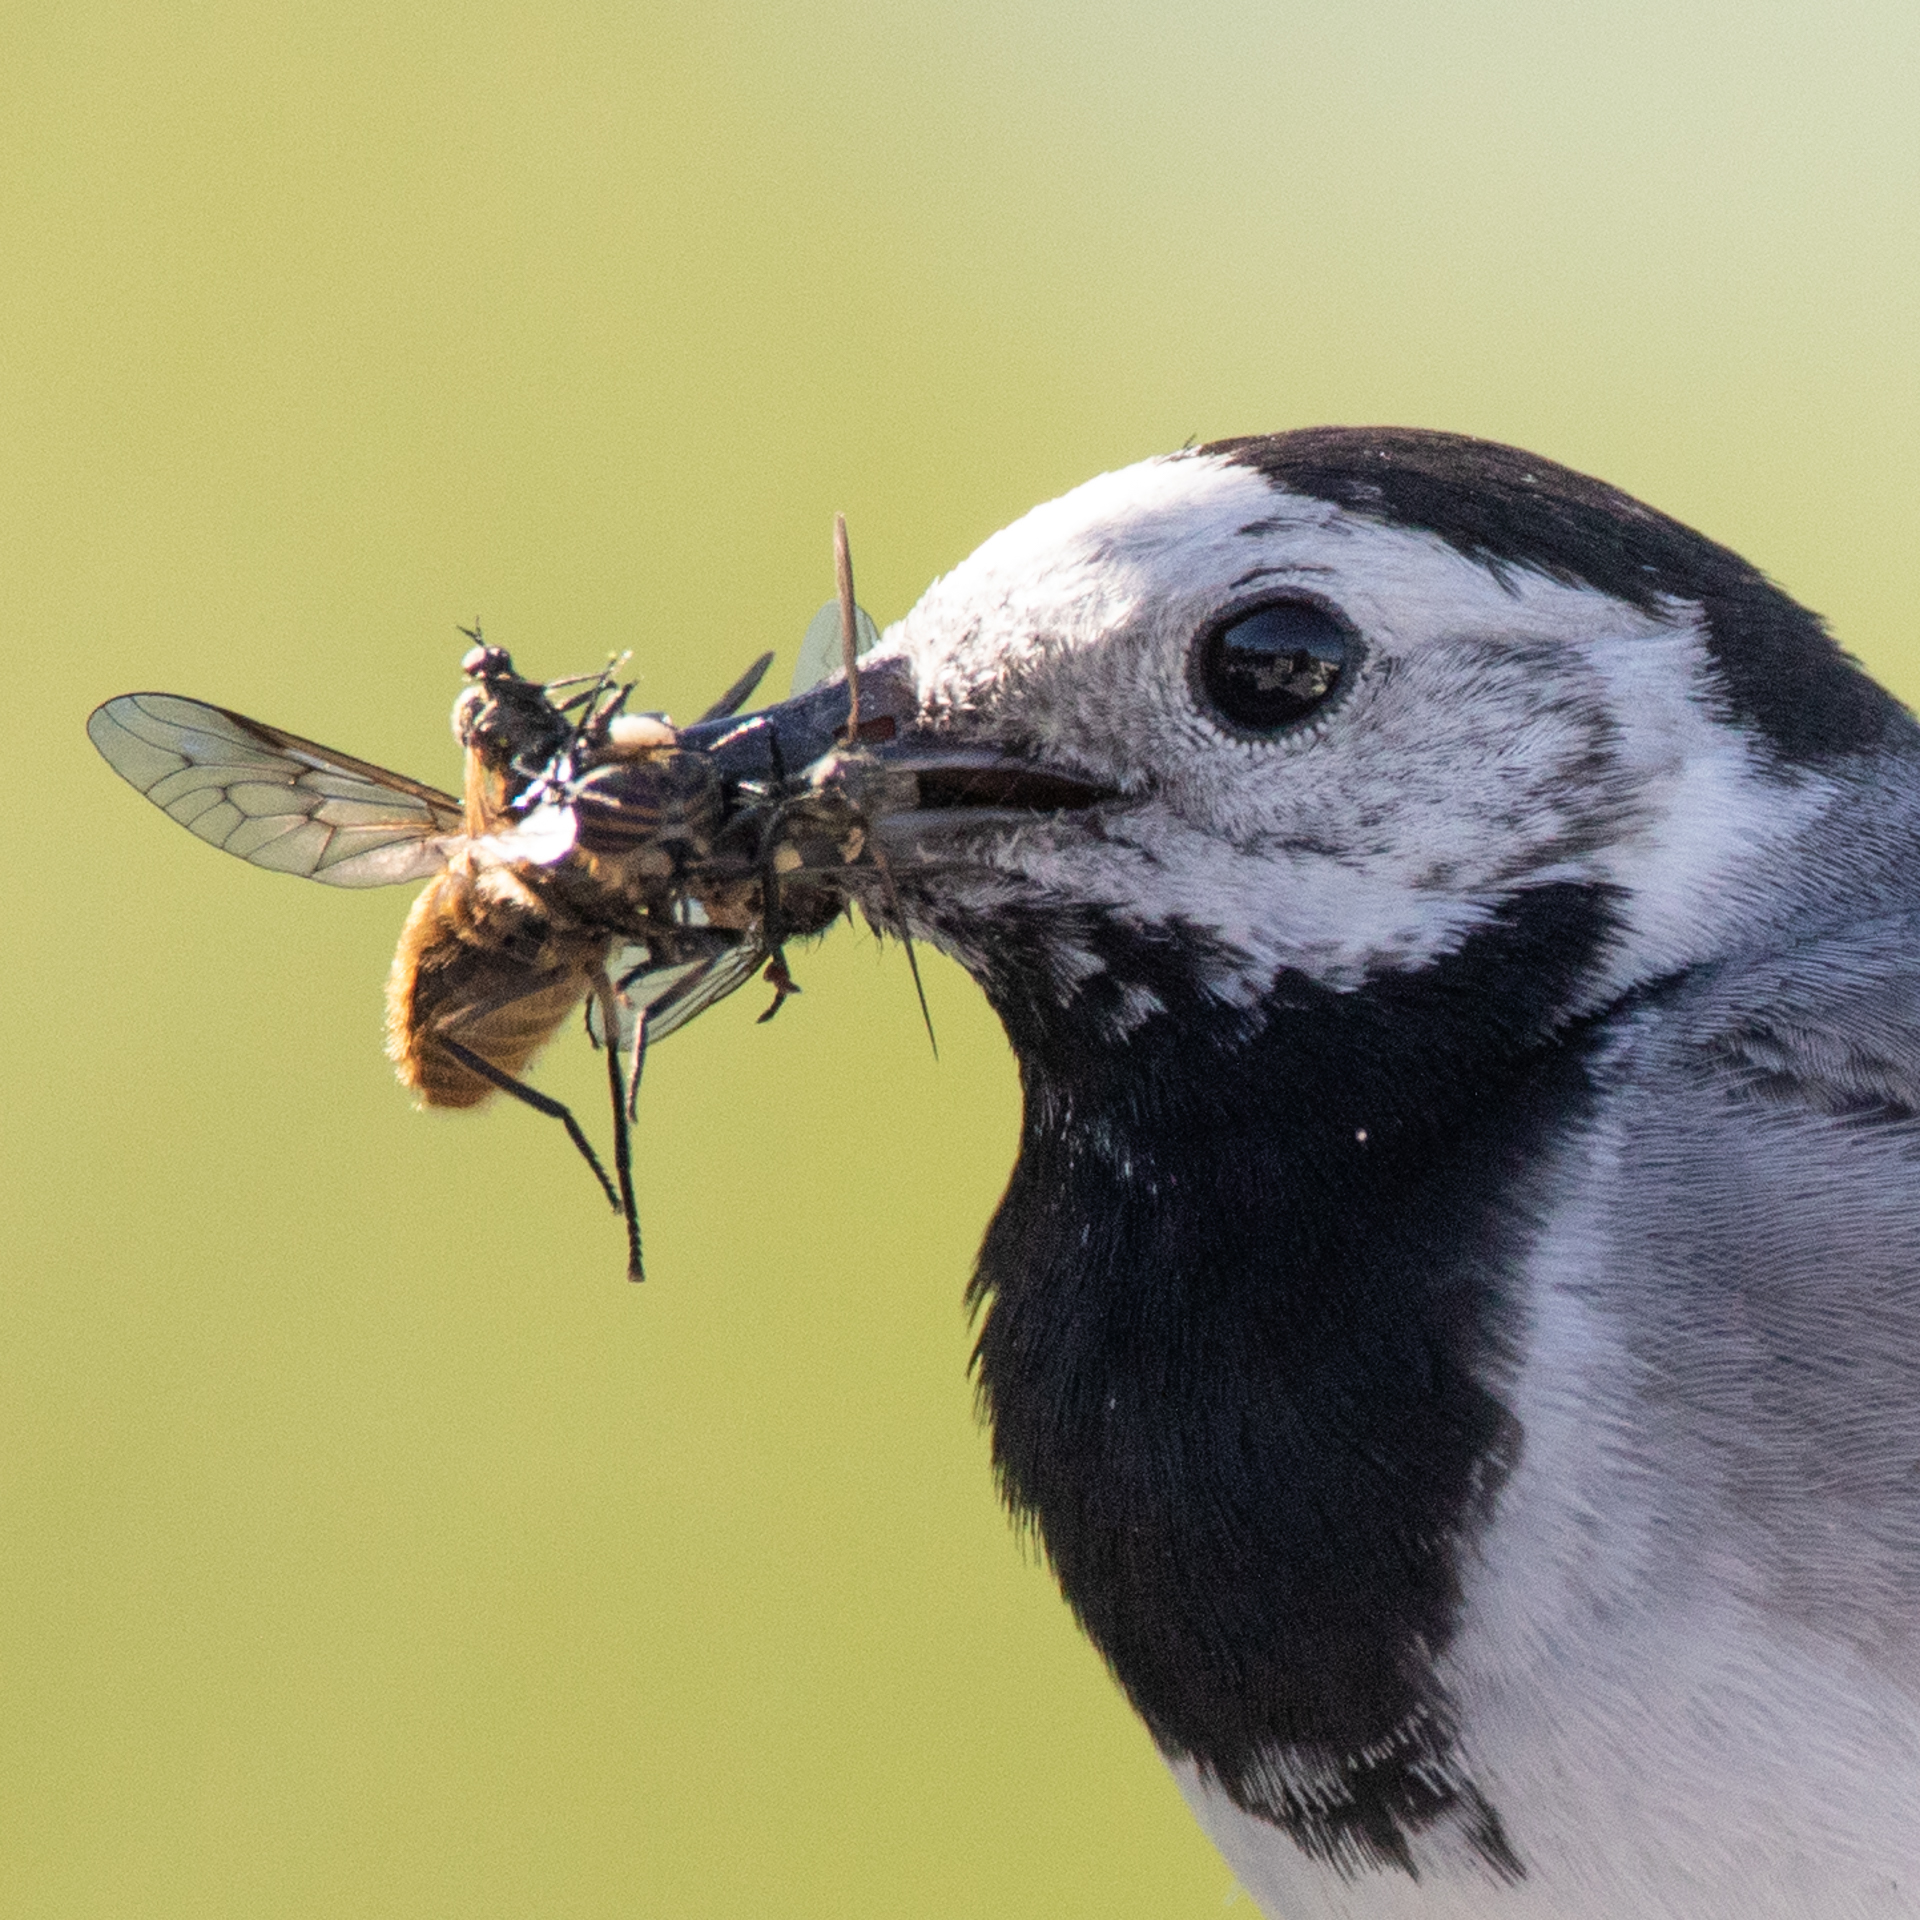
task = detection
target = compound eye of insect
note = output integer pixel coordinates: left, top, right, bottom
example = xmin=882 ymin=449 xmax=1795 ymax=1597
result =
xmin=1191 ymin=597 xmax=1359 ymax=737
xmin=461 ymin=641 xmax=516 ymax=680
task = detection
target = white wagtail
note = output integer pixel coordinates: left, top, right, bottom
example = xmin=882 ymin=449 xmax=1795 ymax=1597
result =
xmin=699 ymin=429 xmax=1920 ymax=1918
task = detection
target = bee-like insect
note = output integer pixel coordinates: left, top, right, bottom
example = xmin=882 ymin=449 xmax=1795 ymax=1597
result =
xmin=89 ymin=522 xmax=909 ymax=1280
xmin=87 ymin=639 xmax=815 ymax=1280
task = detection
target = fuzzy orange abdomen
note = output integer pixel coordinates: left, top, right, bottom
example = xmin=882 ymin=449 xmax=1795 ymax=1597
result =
xmin=386 ymin=867 xmax=611 ymax=1108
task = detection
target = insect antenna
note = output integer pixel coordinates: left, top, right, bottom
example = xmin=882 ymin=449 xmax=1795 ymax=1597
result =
xmin=592 ymin=974 xmax=645 ymax=1282
xmin=435 ymin=1036 xmax=624 ymax=1214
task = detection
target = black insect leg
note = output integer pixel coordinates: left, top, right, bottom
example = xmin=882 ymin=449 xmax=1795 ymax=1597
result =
xmin=753 ymin=855 xmax=798 ymax=1024
xmin=868 ymin=837 xmax=937 ymax=1059
xmin=692 ymin=650 xmax=775 ymax=725
xmin=623 ymin=1004 xmax=649 ymax=1122
xmin=437 ymin=1036 xmax=622 ymax=1215
xmin=591 ymin=975 xmax=645 ymax=1283
xmin=756 ymin=951 xmax=802 ymax=1023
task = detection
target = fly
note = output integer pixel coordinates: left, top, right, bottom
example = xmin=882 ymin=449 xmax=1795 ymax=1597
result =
xmin=86 ymin=528 xmax=902 ymax=1283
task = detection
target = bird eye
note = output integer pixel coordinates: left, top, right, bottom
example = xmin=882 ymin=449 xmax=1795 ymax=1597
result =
xmin=1192 ymin=598 xmax=1358 ymax=736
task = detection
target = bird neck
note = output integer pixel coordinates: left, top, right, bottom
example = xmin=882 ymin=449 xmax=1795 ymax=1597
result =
xmin=968 ymin=880 xmax=1616 ymax=1874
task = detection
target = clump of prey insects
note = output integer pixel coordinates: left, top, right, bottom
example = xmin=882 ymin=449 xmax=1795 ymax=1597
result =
xmin=87 ymin=520 xmax=911 ymax=1280
xmin=674 ymin=516 xmax=937 ymax=1047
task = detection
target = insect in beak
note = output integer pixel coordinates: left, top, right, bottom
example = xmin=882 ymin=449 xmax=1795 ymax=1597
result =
xmin=87 ymin=527 xmax=916 ymax=1282
xmin=88 ymin=514 xmax=1110 ymax=1281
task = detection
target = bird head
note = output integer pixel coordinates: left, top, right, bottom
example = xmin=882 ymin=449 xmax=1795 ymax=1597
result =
xmin=699 ymin=429 xmax=1908 ymax=1062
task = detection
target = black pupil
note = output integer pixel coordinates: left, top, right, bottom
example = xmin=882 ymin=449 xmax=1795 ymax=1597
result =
xmin=1197 ymin=600 xmax=1353 ymax=734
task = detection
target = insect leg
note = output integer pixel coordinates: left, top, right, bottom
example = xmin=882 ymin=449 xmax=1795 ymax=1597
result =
xmin=868 ymin=836 xmax=938 ymax=1059
xmin=693 ymin=650 xmax=775 ymax=725
xmin=756 ymin=951 xmax=801 ymax=1023
xmin=592 ymin=973 xmax=644 ymax=1283
xmin=435 ymin=1035 xmax=623 ymax=1215
xmin=753 ymin=810 xmax=795 ymax=1023
xmin=623 ymin=1004 xmax=649 ymax=1122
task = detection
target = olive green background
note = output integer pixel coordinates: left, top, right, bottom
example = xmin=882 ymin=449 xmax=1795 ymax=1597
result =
xmin=5 ymin=4 xmax=1919 ymax=1915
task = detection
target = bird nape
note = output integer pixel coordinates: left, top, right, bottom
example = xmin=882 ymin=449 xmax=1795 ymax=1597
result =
xmin=687 ymin=429 xmax=1920 ymax=1919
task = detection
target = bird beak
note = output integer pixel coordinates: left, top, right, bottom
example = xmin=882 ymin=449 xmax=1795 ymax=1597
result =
xmin=678 ymin=657 xmax=1118 ymax=837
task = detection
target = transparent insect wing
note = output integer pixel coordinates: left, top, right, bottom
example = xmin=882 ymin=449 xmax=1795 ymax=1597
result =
xmin=590 ymin=938 xmax=769 ymax=1051
xmin=88 ymin=692 xmax=463 ymax=887
xmin=789 ymin=601 xmax=881 ymax=696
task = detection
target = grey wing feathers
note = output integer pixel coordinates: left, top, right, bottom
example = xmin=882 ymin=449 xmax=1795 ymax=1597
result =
xmin=1680 ymin=917 xmax=1920 ymax=1123
xmin=88 ymin=692 xmax=463 ymax=887
xmin=1593 ymin=917 xmax=1920 ymax=1649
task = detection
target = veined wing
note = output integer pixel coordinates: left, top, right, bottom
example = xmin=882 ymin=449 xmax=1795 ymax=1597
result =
xmin=592 ymin=937 xmax=768 ymax=1053
xmin=790 ymin=600 xmax=881 ymax=696
xmin=88 ymin=692 xmax=464 ymax=887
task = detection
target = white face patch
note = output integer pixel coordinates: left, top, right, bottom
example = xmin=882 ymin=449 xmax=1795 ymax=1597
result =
xmin=864 ymin=452 xmax=1840 ymax=1015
